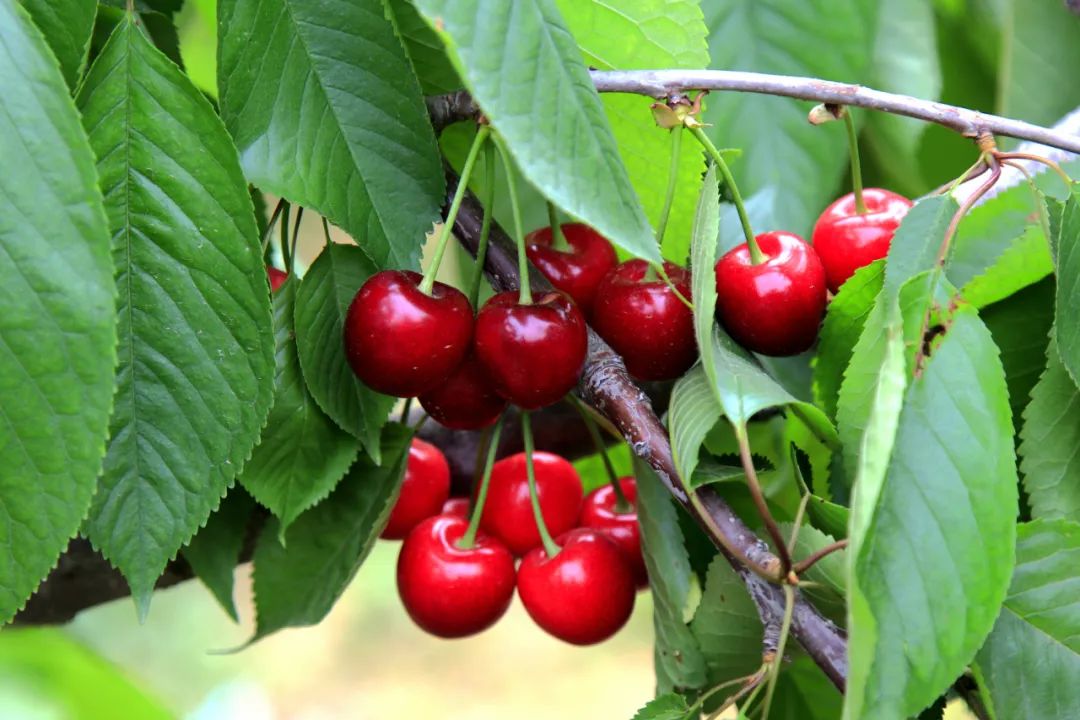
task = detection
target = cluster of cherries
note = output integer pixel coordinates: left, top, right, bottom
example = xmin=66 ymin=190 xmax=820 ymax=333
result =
xmin=383 ymin=438 xmax=645 ymax=644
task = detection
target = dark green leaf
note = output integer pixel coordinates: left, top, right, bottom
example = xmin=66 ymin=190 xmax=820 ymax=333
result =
xmin=182 ymin=487 xmax=256 ymax=622
xmin=251 ymin=424 xmax=412 ymax=641
xmin=0 ymin=0 xmax=115 ymax=623
xmin=412 ymin=0 xmax=661 ymax=263
xmin=18 ymin=0 xmax=96 ymax=88
xmin=882 ymin=195 xmax=958 ymax=297
xmin=785 ymin=523 xmax=847 ymax=625
xmin=767 ymin=656 xmax=844 ymax=720
xmin=631 ymin=693 xmax=692 ymax=720
xmin=982 ymin=277 xmax=1054 ymax=422
xmin=386 ymin=0 xmax=461 ymax=95
xmin=1053 ymin=187 xmax=1080 ymax=384
xmin=217 ymin=0 xmax=444 ymax=269
xmin=998 ymin=0 xmax=1080 ymax=129
xmin=688 ymin=555 xmax=762 ymax=688
xmin=240 ymin=278 xmax=359 ymax=538
xmin=805 ymin=495 xmax=849 ymax=542
xmin=78 ymin=19 xmax=274 ymax=616
xmin=293 ymin=244 xmax=394 ymax=460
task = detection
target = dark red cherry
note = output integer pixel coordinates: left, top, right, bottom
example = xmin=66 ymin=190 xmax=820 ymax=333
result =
xmin=714 ymin=231 xmax=827 ymax=357
xmin=525 ymin=223 xmax=618 ymax=313
xmin=473 ymin=291 xmax=587 ymax=410
xmin=579 ymin=477 xmax=647 ymax=588
xmin=418 ymin=353 xmax=507 ymax=430
xmin=590 ymin=260 xmax=696 ymax=381
xmin=517 ymin=528 xmax=636 ymax=645
xmin=397 ymin=514 xmax=516 ymax=638
xmin=811 ymin=188 xmax=913 ymax=292
xmin=343 ymin=270 xmax=473 ymax=398
xmin=479 ymin=451 xmax=583 ymax=556
xmin=267 ymin=266 xmax=287 ymax=292
xmin=381 ymin=438 xmax=451 ymax=540
xmin=441 ymin=497 xmax=471 ymax=519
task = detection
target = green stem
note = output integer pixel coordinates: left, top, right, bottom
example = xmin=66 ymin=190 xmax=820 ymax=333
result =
xmin=655 ymin=126 xmax=683 ymax=247
xmin=288 ymin=206 xmax=304 ymax=275
xmin=419 ymin=125 xmax=491 ymax=295
xmin=458 ymin=417 xmax=504 ymax=549
xmin=468 ymin=144 xmax=497 ymax=308
xmin=547 ymin=202 xmax=571 ymax=251
xmin=279 ymin=203 xmax=292 ymax=273
xmin=492 ymin=133 xmax=531 ymax=304
xmin=522 ymin=412 xmax=560 ymax=557
xmin=844 ymin=110 xmax=866 ymax=214
xmin=688 ymin=126 xmax=762 ymax=264
xmin=398 ymin=397 xmax=413 ymax=425
xmin=570 ymin=397 xmax=631 ymax=513
xmin=760 ymin=585 xmax=796 ymax=720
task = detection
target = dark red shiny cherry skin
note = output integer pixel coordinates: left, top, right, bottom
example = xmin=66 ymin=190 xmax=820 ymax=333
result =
xmin=579 ymin=477 xmax=647 ymax=589
xmin=473 ymin=291 xmax=587 ymax=410
xmin=381 ymin=439 xmax=451 ymax=540
xmin=517 ymin=528 xmax=636 ymax=645
xmin=714 ymin=231 xmax=827 ymax=357
xmin=343 ymin=270 xmax=473 ymax=398
xmin=396 ymin=514 xmax=517 ymax=638
xmin=441 ymin=497 xmax=471 ymax=519
xmin=479 ymin=451 xmax=583 ymax=556
xmin=590 ymin=260 xmax=696 ymax=381
xmin=811 ymin=189 xmax=913 ymax=293
xmin=525 ymin=223 xmax=618 ymax=313
xmin=418 ymin=353 xmax=507 ymax=430
xmin=267 ymin=266 xmax=287 ymax=292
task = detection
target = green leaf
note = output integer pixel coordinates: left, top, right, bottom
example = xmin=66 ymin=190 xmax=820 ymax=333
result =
xmin=18 ymin=0 xmax=96 ymax=89
xmin=702 ymin=0 xmax=878 ymax=235
xmin=631 ymin=693 xmax=692 ymax=720
xmin=998 ymin=0 xmax=1080 ymax=129
xmin=0 ymin=0 xmax=115 ymax=623
xmin=635 ymin=457 xmax=707 ymax=692
xmin=845 ymin=308 xmax=1018 ymax=720
xmin=293 ymin=244 xmax=394 ymax=460
xmin=1053 ymin=187 xmax=1080 ymax=385
xmin=556 ymin=0 xmax=710 ymax=264
xmin=239 ymin=278 xmax=359 ymax=538
xmin=767 ymin=656 xmax=844 ymax=720
xmin=669 ymin=365 xmax=722 ymax=486
xmin=217 ymin=0 xmax=444 ymax=269
xmin=882 ymin=195 xmax=958 ymax=297
xmin=182 ymin=487 xmax=256 ymax=622
xmin=251 ymin=424 xmax=411 ymax=641
xmin=982 ymin=277 xmax=1054 ymax=422
xmin=785 ymin=523 xmax=847 ymax=625
xmin=688 ymin=555 xmax=762 ymax=687
xmin=386 ymin=0 xmax=461 ymax=95
xmin=78 ymin=19 xmax=274 ymax=616
xmin=812 ymin=260 xmax=885 ymax=421
xmin=412 ymin=0 xmax=661 ymax=264
xmin=960 ymin=226 xmax=1053 ymax=309
xmin=690 ymin=164 xmax=722 ymax=394
xmin=806 ymin=495 xmax=850 ymax=541
xmin=975 ymin=519 xmax=1080 ymax=719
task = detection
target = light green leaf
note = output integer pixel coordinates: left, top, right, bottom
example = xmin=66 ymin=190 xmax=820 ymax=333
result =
xmin=982 ymin=277 xmax=1054 ymax=422
xmin=78 ymin=19 xmax=274 ymax=616
xmin=1053 ymin=187 xmax=1080 ymax=385
xmin=882 ymin=195 xmax=958 ymax=297
xmin=975 ymin=519 xmax=1080 ymax=719
xmin=998 ymin=0 xmax=1080 ymax=129
xmin=386 ymin=0 xmax=461 ymax=95
xmin=690 ymin=163 xmax=721 ymax=393
xmin=217 ymin=0 xmax=444 ymax=269
xmin=0 ymin=0 xmax=115 ymax=623
xmin=631 ymin=693 xmax=692 ymax=720
xmin=689 ymin=554 xmax=762 ymax=687
xmin=182 ymin=487 xmax=255 ymax=622
xmin=240 ymin=278 xmax=359 ymax=538
xmin=251 ymin=424 xmax=411 ymax=641
xmin=293 ymin=244 xmax=394 ymax=461
xmin=412 ymin=0 xmax=661 ymax=263
xmin=785 ymin=522 xmax=847 ymax=625
xmin=18 ymin=0 xmax=96 ymax=89
xmin=669 ymin=365 xmax=722 ymax=486
xmin=960 ymin=226 xmax=1052 ymax=310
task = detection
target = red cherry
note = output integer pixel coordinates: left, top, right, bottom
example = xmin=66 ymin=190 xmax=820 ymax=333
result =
xmin=811 ymin=189 xmax=913 ymax=293
xmin=267 ymin=266 xmax=288 ymax=292
xmin=590 ymin=260 xmax=696 ymax=381
xmin=517 ymin=528 xmax=636 ymax=645
xmin=381 ymin=439 xmax=451 ymax=540
xmin=418 ymin=353 xmax=507 ymax=430
xmin=525 ymin=223 xmax=618 ymax=313
xmin=441 ymin=497 xmax=471 ymax=519
xmin=473 ymin=291 xmax=587 ymax=410
xmin=714 ymin=231 xmax=827 ymax=357
xmin=479 ymin=451 xmax=583 ymax=556
xmin=343 ymin=270 xmax=473 ymax=398
xmin=579 ymin=477 xmax=647 ymax=588
xmin=397 ymin=515 xmax=516 ymax=638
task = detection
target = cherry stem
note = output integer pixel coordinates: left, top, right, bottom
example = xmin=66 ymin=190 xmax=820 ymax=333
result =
xmin=760 ymin=584 xmax=796 ymax=720
xmin=522 ymin=412 xmax=560 ymax=557
xmin=570 ymin=396 xmax=632 ymax=513
xmin=1000 ymin=159 xmax=1054 ymax=245
xmin=419 ymin=125 xmax=490 ymax=296
xmin=398 ymin=397 xmax=413 ymax=425
xmin=546 ymin=202 xmax=571 ymax=252
xmin=792 ymin=539 xmax=849 ymax=575
xmin=492 ymin=133 xmax=532 ymax=304
xmin=288 ymin=206 xmax=304 ymax=275
xmin=261 ymin=198 xmax=287 ymax=254
xmin=843 ymin=110 xmax=867 ymax=214
xmin=468 ymin=144 xmax=497 ymax=309
xmin=458 ymin=416 xmax=504 ymax=550
xmin=737 ymin=427 xmax=793 ymax=576
xmin=279 ymin=203 xmax=292 ymax=274
xmin=655 ymin=126 xmax=683 ymax=247
xmin=656 ymin=263 xmax=694 ymax=311
xmin=996 ymin=151 xmax=1074 ymax=189
xmin=688 ymin=126 xmax=763 ymax=264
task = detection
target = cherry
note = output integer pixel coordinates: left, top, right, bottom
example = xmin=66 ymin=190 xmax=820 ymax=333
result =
xmin=811 ymin=188 xmax=913 ymax=293
xmin=441 ymin=497 xmax=471 ymax=519
xmin=517 ymin=528 xmax=636 ymax=645
xmin=267 ymin=266 xmax=287 ymax=292
xmin=714 ymin=231 xmax=827 ymax=357
xmin=479 ymin=451 xmax=583 ymax=556
xmin=579 ymin=477 xmax=647 ymax=588
xmin=590 ymin=260 xmax=696 ymax=381
xmin=418 ymin=353 xmax=507 ymax=430
xmin=397 ymin=514 xmax=516 ymax=638
xmin=380 ymin=438 xmax=451 ymax=540
xmin=525 ymin=223 xmax=617 ymax=313
xmin=473 ymin=291 xmax=587 ymax=410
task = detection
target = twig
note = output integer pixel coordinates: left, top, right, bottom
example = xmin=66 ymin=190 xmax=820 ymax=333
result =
xmin=792 ymin=540 xmax=849 ymax=575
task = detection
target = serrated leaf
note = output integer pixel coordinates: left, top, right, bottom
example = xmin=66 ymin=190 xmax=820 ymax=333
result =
xmin=767 ymin=655 xmax=844 ymax=720
xmin=631 ymin=693 xmax=692 ymax=720
xmin=882 ymin=195 xmax=958 ymax=297
xmin=251 ymin=424 xmax=412 ymax=641
xmin=293 ymin=244 xmax=394 ymax=460
xmin=975 ymin=519 xmax=1080 ymax=719
xmin=0 ymin=0 xmax=115 ymax=623
xmin=806 ymin=495 xmax=850 ymax=542
xmin=386 ymin=0 xmax=461 ymax=96
xmin=998 ymin=0 xmax=1080 ymax=129
xmin=182 ymin=487 xmax=256 ymax=622
xmin=960 ymin=225 xmax=1052 ymax=309
xmin=240 ymin=278 xmax=359 ymax=538
xmin=18 ymin=0 xmax=96 ymax=89
xmin=77 ymin=19 xmax=274 ymax=616
xmin=690 ymin=164 xmax=721 ymax=391
xmin=217 ymin=0 xmax=444 ymax=269
xmin=783 ymin=523 xmax=847 ymax=625
xmin=413 ymin=0 xmax=661 ymax=264
xmin=1053 ymin=188 xmax=1080 ymax=385
xmin=845 ymin=308 xmax=1018 ymax=720
xmin=669 ymin=365 xmax=722 ymax=486
xmin=688 ymin=554 xmax=762 ymax=687
xmin=982 ymin=277 xmax=1054 ymax=422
